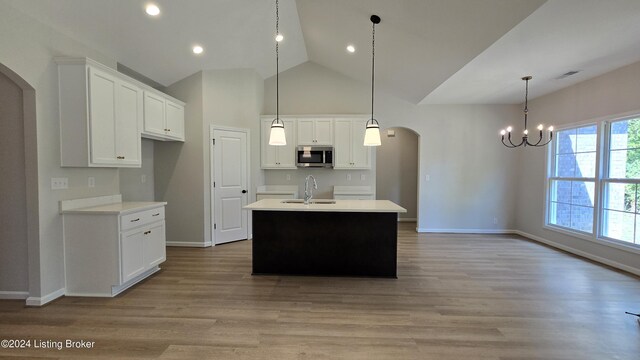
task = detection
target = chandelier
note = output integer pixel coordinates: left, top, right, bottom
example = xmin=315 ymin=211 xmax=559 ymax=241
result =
xmin=500 ymin=76 xmax=553 ymax=148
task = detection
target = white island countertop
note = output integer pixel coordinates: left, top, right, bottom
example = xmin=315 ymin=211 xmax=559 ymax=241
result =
xmin=244 ymin=199 xmax=406 ymax=213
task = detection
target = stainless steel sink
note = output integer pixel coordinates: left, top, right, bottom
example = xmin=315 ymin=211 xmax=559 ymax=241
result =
xmin=281 ymin=199 xmax=336 ymax=204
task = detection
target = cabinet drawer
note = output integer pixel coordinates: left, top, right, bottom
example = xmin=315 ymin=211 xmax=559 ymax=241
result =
xmin=120 ymin=207 xmax=165 ymax=231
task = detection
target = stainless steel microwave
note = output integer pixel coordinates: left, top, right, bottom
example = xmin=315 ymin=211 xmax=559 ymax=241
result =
xmin=296 ymin=146 xmax=333 ymax=168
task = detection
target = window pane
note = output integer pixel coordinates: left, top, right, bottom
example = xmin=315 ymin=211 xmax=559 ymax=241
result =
xmin=571 ymin=181 xmax=594 ymax=207
xmin=575 ymin=153 xmax=596 ymax=177
xmin=602 ymin=210 xmax=635 ymax=243
xmin=549 ymin=202 xmax=571 ymax=228
xmin=571 ymin=205 xmax=593 ymax=233
xmin=555 ymin=154 xmax=576 ymax=177
xmin=610 ymin=119 xmax=636 ymax=150
xmin=556 ymin=129 xmax=576 ymax=155
xmin=603 ymin=182 xmax=635 ymax=212
xmin=576 ymin=125 xmax=597 ymax=152
xmin=636 ymin=216 xmax=640 ymax=244
xmin=550 ymin=180 xmax=571 ymax=203
xmin=608 ymin=149 xmax=640 ymax=179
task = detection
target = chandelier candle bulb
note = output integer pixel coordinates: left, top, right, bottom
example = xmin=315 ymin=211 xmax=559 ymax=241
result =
xmin=548 ymin=126 xmax=554 ymax=132
xmin=500 ymin=130 xmax=506 ymax=135
xmin=537 ymin=124 xmax=544 ymax=131
xmin=275 ymin=33 xmax=284 ymax=42
xmin=524 ymin=129 xmax=528 ymax=135
xmin=506 ymin=126 xmax=513 ymax=132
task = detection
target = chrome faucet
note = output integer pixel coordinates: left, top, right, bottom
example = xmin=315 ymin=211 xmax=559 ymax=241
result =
xmin=304 ymin=175 xmax=318 ymax=205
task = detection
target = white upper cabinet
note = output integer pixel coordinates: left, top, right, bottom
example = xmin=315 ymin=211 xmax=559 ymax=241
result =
xmin=333 ymin=117 xmax=371 ymax=169
xmin=142 ymin=92 xmax=185 ymax=142
xmin=297 ymin=118 xmax=333 ymax=145
xmin=261 ymin=118 xmax=296 ymax=169
xmin=58 ymin=58 xmax=142 ymax=167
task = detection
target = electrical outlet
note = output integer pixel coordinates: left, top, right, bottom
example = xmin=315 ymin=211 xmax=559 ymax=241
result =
xmin=286 ymin=174 xmax=291 ymax=181
xmin=347 ymin=174 xmax=352 ymax=181
xmin=425 ymin=174 xmax=430 ymax=181
xmin=360 ymin=174 xmax=366 ymax=181
xmin=88 ymin=177 xmax=95 ymax=188
xmin=51 ymin=177 xmax=68 ymax=190
xmin=141 ymin=174 xmax=147 ymax=183
xmin=493 ymin=217 xmax=498 ymax=225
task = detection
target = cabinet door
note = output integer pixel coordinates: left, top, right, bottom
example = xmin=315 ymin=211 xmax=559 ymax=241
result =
xmin=277 ymin=119 xmax=297 ymax=168
xmin=351 ymin=118 xmax=371 ymax=169
xmin=143 ymin=91 xmax=166 ymax=137
xmin=121 ymin=228 xmax=146 ymax=283
xmin=333 ymin=119 xmax=352 ymax=168
xmin=297 ymin=119 xmax=315 ymax=145
xmin=88 ymin=67 xmax=117 ymax=165
xmin=261 ymin=119 xmax=279 ymax=168
xmin=314 ymin=119 xmax=334 ymax=145
xmin=115 ymin=80 xmax=142 ymax=167
xmin=165 ymin=100 xmax=185 ymax=141
xmin=143 ymin=221 xmax=166 ymax=268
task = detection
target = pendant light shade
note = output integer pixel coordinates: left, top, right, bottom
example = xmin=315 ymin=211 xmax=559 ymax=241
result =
xmin=364 ymin=119 xmax=381 ymax=146
xmin=269 ymin=119 xmax=286 ymax=145
xmin=364 ymin=15 xmax=382 ymax=147
xmin=269 ymin=0 xmax=286 ymax=146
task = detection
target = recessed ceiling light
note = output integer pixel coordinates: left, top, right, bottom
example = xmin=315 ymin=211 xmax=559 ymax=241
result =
xmin=192 ymin=45 xmax=204 ymax=55
xmin=346 ymin=45 xmax=356 ymax=53
xmin=145 ymin=4 xmax=160 ymax=16
xmin=275 ymin=33 xmax=284 ymax=42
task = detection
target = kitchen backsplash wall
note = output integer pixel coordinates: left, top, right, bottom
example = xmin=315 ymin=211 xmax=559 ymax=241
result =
xmin=120 ymin=139 xmax=155 ymax=201
xmin=263 ymin=167 xmax=375 ymax=200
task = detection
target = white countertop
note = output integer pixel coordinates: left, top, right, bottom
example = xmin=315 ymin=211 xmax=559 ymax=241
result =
xmin=244 ymin=199 xmax=406 ymax=213
xmin=61 ymin=201 xmax=167 ymax=215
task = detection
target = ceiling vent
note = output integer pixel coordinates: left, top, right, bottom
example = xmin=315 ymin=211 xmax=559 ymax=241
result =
xmin=556 ymin=70 xmax=581 ymax=80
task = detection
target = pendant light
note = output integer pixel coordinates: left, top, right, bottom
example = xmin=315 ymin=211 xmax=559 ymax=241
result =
xmin=269 ymin=0 xmax=286 ymax=146
xmin=364 ymin=15 xmax=382 ymax=146
xmin=500 ymin=76 xmax=553 ymax=148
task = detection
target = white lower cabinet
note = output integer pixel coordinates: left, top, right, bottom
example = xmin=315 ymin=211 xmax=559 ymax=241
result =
xmin=62 ymin=203 xmax=167 ymax=297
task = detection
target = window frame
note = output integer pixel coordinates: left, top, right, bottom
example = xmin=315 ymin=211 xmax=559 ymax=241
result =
xmin=543 ymin=114 xmax=640 ymax=255
xmin=545 ymin=122 xmax=600 ymax=236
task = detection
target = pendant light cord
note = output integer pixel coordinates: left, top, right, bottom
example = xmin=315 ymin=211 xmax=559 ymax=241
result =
xmin=371 ymin=20 xmax=376 ymax=121
xmin=523 ymin=77 xmax=528 ymax=131
xmin=276 ymin=0 xmax=279 ymax=122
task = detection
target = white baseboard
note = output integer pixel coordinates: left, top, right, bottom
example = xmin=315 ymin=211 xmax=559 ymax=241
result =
xmin=416 ymin=228 xmax=516 ymax=234
xmin=25 ymin=287 xmax=65 ymax=306
xmin=514 ymin=230 xmax=640 ymax=277
xmin=398 ymin=218 xmax=417 ymax=222
xmin=166 ymin=241 xmax=213 ymax=247
xmin=0 ymin=291 xmax=29 ymax=300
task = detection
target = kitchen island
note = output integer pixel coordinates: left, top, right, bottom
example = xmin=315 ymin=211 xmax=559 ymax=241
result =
xmin=244 ymin=199 xmax=406 ymax=278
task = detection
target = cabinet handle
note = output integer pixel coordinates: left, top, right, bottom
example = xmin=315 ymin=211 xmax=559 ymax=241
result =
xmin=152 ymin=213 xmax=160 ymax=217
xmin=130 ymin=218 xmax=140 ymax=222
xmin=144 ymin=230 xmax=151 ymax=235
xmin=167 ymin=129 xmax=171 ymax=132
xmin=117 ymin=156 xmax=125 ymax=159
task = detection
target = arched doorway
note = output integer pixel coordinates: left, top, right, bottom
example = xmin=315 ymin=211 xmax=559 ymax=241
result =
xmin=0 ymin=63 xmax=38 ymax=300
xmin=376 ymin=127 xmax=419 ymax=223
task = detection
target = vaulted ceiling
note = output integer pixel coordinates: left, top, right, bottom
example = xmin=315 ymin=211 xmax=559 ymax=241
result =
xmin=5 ymin=0 xmax=640 ymax=104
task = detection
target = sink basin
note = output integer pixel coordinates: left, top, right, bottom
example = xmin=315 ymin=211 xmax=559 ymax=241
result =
xmin=281 ymin=199 xmax=336 ymax=204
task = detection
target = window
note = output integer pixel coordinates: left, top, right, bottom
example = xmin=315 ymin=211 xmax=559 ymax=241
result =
xmin=546 ymin=116 xmax=640 ymax=249
xmin=547 ymin=125 xmax=597 ymax=233
xmin=601 ymin=117 xmax=640 ymax=245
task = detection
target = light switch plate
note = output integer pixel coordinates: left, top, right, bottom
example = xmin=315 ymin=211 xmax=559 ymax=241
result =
xmin=141 ymin=174 xmax=147 ymax=183
xmin=88 ymin=177 xmax=95 ymax=188
xmin=360 ymin=174 xmax=366 ymax=181
xmin=346 ymin=174 xmax=352 ymax=181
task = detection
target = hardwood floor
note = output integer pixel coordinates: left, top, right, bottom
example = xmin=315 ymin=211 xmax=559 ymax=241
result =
xmin=1 ymin=223 xmax=639 ymax=359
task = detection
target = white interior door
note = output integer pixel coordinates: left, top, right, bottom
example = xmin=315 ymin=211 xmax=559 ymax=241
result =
xmin=213 ymin=129 xmax=248 ymax=244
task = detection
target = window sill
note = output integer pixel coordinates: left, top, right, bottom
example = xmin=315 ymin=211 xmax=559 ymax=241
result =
xmin=543 ymin=224 xmax=640 ymax=255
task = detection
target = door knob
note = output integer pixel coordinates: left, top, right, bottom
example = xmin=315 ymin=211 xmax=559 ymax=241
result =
xmin=242 ymin=190 xmax=247 ymax=194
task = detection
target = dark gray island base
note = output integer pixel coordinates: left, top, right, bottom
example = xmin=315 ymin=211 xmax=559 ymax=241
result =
xmin=251 ymin=210 xmax=398 ymax=278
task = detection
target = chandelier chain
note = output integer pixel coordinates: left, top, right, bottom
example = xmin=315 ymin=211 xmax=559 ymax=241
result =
xmin=371 ymin=20 xmax=376 ymax=121
xmin=276 ymin=0 xmax=279 ymax=120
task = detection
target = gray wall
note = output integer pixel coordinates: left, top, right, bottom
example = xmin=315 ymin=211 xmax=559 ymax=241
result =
xmin=264 ymin=62 xmax=520 ymax=231
xmin=516 ymin=60 xmax=640 ymax=274
xmin=0 ymin=70 xmax=28 ymax=294
xmin=0 ymin=2 xmax=121 ymax=301
xmin=376 ymin=127 xmax=418 ymax=220
xmin=157 ymin=71 xmax=205 ymax=246
xmin=120 ymin=139 xmax=155 ymax=201
xmin=160 ymin=69 xmax=264 ymax=246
